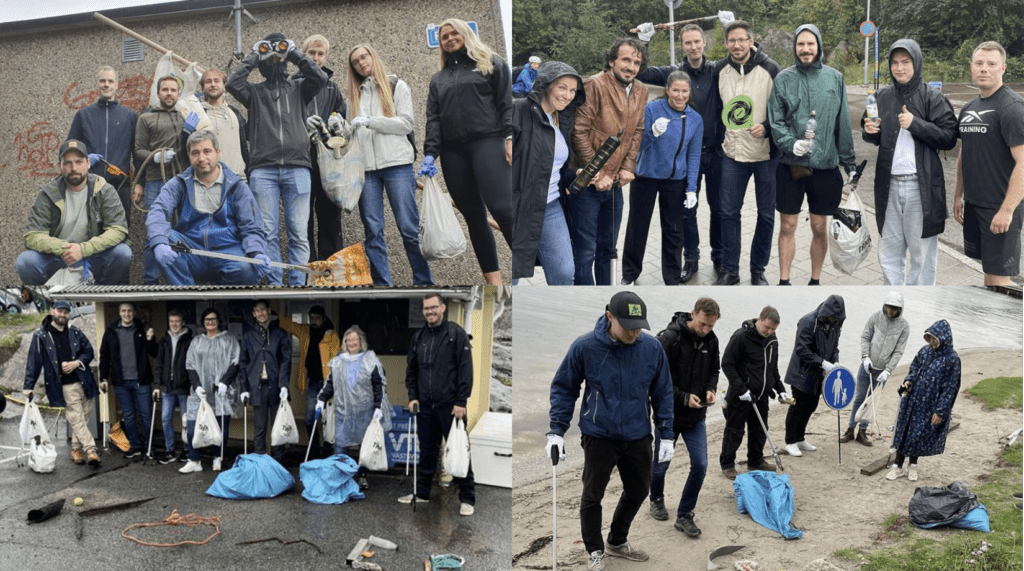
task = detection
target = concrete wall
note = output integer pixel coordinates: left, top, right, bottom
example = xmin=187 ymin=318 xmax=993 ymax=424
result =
xmin=0 ymin=0 xmax=510 ymax=285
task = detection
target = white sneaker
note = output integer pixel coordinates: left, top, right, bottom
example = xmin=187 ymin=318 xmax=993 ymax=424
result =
xmin=796 ymin=440 xmax=817 ymax=451
xmin=397 ymin=494 xmax=429 ymax=504
xmin=459 ymin=502 xmax=474 ymax=516
xmin=178 ymin=460 xmax=203 ymax=474
xmin=212 ymin=457 xmax=222 ymax=472
xmin=885 ymin=464 xmax=904 ymax=480
xmin=907 ymin=464 xmax=918 ymax=481
xmin=587 ymin=550 xmax=606 ymax=571
xmin=785 ymin=443 xmax=803 ymax=457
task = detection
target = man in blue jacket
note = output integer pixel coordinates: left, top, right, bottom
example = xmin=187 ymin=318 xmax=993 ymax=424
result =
xmin=146 ymin=130 xmax=271 ymax=285
xmin=547 ymin=291 xmax=674 ymax=571
xmin=240 ymin=300 xmax=292 ymax=461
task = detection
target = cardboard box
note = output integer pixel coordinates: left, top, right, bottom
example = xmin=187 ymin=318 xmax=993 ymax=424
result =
xmin=469 ymin=411 xmax=511 ymax=488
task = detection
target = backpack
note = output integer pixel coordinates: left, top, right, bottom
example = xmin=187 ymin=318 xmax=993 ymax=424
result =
xmin=386 ymin=76 xmax=418 ymax=159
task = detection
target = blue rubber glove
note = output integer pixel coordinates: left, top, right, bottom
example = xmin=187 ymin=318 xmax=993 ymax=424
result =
xmin=183 ymin=111 xmax=200 ymax=134
xmin=417 ymin=155 xmax=437 ymax=178
xmin=87 ymin=153 xmax=103 ymax=167
xmin=154 ymin=244 xmax=178 ymax=267
xmin=253 ymin=253 xmax=272 ymax=279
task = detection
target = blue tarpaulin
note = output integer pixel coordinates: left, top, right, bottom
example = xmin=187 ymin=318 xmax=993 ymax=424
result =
xmin=734 ymin=471 xmax=803 ymax=539
xmin=206 ymin=453 xmax=295 ymax=500
xmin=300 ymin=454 xmax=366 ymax=504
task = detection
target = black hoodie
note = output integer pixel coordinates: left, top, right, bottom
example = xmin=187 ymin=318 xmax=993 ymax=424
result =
xmin=657 ymin=312 xmax=720 ymax=429
xmin=786 ymin=295 xmax=846 ymax=394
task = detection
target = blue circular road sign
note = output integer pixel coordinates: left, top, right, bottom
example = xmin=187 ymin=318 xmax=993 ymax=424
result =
xmin=823 ymin=367 xmax=856 ymax=410
xmin=859 ymin=21 xmax=876 ymax=37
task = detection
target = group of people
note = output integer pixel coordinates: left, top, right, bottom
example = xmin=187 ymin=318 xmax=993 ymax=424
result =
xmin=17 ymin=17 xmax=519 ymax=286
xmin=512 ymin=20 xmax=1023 ymax=287
xmin=22 ymin=293 xmax=478 ymax=516
xmin=546 ymin=290 xmax=962 ymax=570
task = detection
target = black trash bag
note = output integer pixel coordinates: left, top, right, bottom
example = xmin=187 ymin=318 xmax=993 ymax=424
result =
xmin=908 ymin=480 xmax=979 ymax=526
xmin=0 ymin=391 xmax=6 ymax=414
xmin=27 ymin=499 xmax=65 ymax=524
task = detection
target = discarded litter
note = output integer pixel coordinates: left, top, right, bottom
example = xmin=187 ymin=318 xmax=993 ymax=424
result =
xmin=426 ymin=554 xmax=465 ymax=570
xmin=121 ymin=509 xmax=221 ymax=547
xmin=27 ymin=499 xmax=65 ymax=524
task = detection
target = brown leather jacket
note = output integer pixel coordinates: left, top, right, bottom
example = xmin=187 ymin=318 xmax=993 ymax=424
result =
xmin=572 ymin=71 xmax=648 ymax=182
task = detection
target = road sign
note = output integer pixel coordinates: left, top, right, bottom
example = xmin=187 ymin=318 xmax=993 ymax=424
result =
xmin=823 ymin=367 xmax=856 ymax=410
xmin=859 ymin=20 xmax=875 ymax=37
xmin=426 ymin=21 xmax=478 ymax=49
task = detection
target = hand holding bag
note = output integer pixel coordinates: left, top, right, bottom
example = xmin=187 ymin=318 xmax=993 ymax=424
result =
xmin=444 ymin=417 xmax=471 ymax=478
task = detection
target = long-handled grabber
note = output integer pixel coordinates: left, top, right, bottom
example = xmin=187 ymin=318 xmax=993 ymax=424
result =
xmin=99 ymin=388 xmax=110 ymax=454
xmin=213 ymin=413 xmax=225 ymax=471
xmin=144 ymin=392 xmax=158 ymax=464
xmin=304 ymin=409 xmax=321 ymax=463
xmin=751 ymin=402 xmax=784 ymax=473
xmin=243 ymin=402 xmax=248 ymax=455
xmin=551 ymin=443 xmax=559 ymax=571
xmin=170 ymin=241 xmax=329 ymax=278
xmin=412 ymin=402 xmax=420 ymax=513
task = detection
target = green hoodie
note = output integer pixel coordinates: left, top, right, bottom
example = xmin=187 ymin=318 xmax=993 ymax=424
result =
xmin=23 ymin=173 xmax=128 ymax=258
xmin=767 ymin=24 xmax=855 ymax=171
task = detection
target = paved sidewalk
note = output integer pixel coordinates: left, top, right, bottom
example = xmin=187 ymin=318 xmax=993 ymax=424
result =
xmin=517 ymin=179 xmax=987 ymax=286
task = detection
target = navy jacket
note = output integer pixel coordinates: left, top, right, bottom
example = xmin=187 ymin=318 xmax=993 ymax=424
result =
xmin=68 ymin=98 xmax=138 ymax=180
xmin=99 ymin=317 xmax=157 ymax=385
xmin=240 ymin=320 xmax=292 ymax=395
xmin=24 ymin=315 xmax=99 ymax=407
xmin=785 ymin=295 xmax=846 ymax=394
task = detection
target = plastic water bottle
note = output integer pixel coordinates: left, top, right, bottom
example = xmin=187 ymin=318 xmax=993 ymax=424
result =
xmin=804 ymin=110 xmax=817 ymax=153
xmin=865 ymin=90 xmax=878 ymax=121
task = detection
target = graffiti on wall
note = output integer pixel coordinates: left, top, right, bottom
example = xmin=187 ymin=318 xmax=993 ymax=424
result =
xmin=15 ymin=122 xmax=61 ymax=177
xmin=63 ymin=74 xmax=152 ymax=112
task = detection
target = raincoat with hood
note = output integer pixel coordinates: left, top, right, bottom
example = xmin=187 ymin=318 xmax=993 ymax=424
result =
xmin=768 ymin=24 xmax=856 ymax=172
xmin=318 ymin=350 xmax=390 ymax=447
xmin=892 ymin=320 xmax=961 ymax=457
xmin=785 ymin=294 xmax=846 ymax=394
xmin=861 ymin=39 xmax=957 ymax=239
xmin=511 ymin=61 xmax=585 ymax=279
xmin=185 ymin=330 xmax=240 ymax=419
xmin=24 ymin=315 xmax=98 ymax=407
xmin=860 ymin=292 xmax=910 ymax=374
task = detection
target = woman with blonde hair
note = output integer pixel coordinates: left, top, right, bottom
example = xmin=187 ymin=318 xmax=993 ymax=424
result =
xmin=420 ymin=18 xmax=514 ymax=284
xmin=347 ymin=44 xmax=434 ymax=286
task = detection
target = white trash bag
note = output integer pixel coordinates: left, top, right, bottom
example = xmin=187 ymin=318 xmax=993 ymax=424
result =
xmin=318 ymin=136 xmax=365 ymax=213
xmin=28 ymin=440 xmax=57 ymax=473
xmin=192 ymin=398 xmax=223 ymax=449
xmin=359 ymin=418 xmax=389 ymax=472
xmin=271 ymin=399 xmax=300 ymax=446
xmin=419 ymin=176 xmax=467 ymax=261
xmin=829 ymin=188 xmax=872 ymax=276
xmin=322 ymin=401 xmax=335 ymax=445
xmin=20 ymin=401 xmax=57 ymax=473
xmin=444 ymin=418 xmax=471 ymax=478
xmin=148 ymin=52 xmax=212 ymax=132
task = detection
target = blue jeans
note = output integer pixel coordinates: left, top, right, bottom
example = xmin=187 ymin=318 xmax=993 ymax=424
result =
xmin=701 ymin=149 xmax=724 ymax=265
xmin=161 ymin=392 xmax=189 ymax=454
xmin=848 ymin=366 xmax=884 ymax=430
xmin=15 ymin=243 xmax=131 ymax=285
xmin=143 ymin=180 xmax=167 ymax=284
xmin=569 ymin=185 xmax=623 ymax=285
xmin=113 ymin=381 xmax=153 ymax=452
xmin=250 ymin=166 xmax=311 ymax=285
xmin=719 ymin=156 xmax=777 ymax=274
xmin=536 ymin=199 xmax=575 ymax=285
xmin=650 ymin=419 xmax=708 ymax=517
xmin=186 ymin=414 xmax=231 ymax=461
xmin=155 ymin=230 xmax=261 ymax=285
xmin=359 ymin=164 xmax=434 ymax=286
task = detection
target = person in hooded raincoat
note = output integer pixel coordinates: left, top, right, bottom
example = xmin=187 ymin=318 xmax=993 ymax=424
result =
xmin=886 ymin=320 xmax=961 ymax=482
xmin=181 ymin=307 xmax=240 ymax=474
xmin=783 ymin=294 xmax=846 ymax=456
xmin=316 ymin=325 xmax=390 ymax=490
xmin=511 ymin=60 xmax=585 ymax=285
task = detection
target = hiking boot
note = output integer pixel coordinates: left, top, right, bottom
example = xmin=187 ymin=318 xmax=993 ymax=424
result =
xmin=605 ymin=541 xmax=649 ymax=562
xmin=856 ymin=430 xmax=873 ymax=447
xmin=796 ymin=440 xmax=817 ymax=451
xmin=885 ymin=464 xmax=904 ymax=480
xmin=158 ymin=450 xmax=180 ymax=465
xmin=459 ymin=502 xmax=474 ymax=516
xmin=86 ymin=448 xmax=101 ymax=467
xmin=907 ymin=464 xmax=918 ymax=481
xmin=358 ymin=475 xmax=369 ymax=490
xmin=71 ymin=448 xmax=85 ymax=465
xmin=649 ymin=498 xmax=668 ymax=520
xmin=674 ymin=513 xmax=701 ymax=537
xmin=748 ymin=460 xmax=774 ymax=472
xmin=722 ymin=467 xmax=738 ymax=480
xmin=397 ymin=494 xmax=429 ymax=504
xmin=840 ymin=427 xmax=855 ymax=443
xmin=785 ymin=443 xmax=803 ymax=457
xmin=178 ymin=460 xmax=203 ymax=474
xmin=587 ymin=550 xmax=606 ymax=571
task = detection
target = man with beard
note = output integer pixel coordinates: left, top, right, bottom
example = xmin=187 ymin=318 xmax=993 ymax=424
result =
xmin=23 ymin=301 xmax=102 ymax=467
xmin=571 ymin=37 xmax=649 ymax=286
xmin=200 ymin=68 xmax=249 ymax=181
xmin=16 ymin=139 xmax=131 ymax=285
xmin=768 ymin=24 xmax=857 ymax=285
xmin=146 ymin=130 xmax=270 ymax=285
xmin=134 ymin=75 xmax=200 ymax=284
xmin=278 ymin=304 xmax=341 ymax=459
xmin=228 ymin=33 xmax=328 ymax=285
xmin=67 ymin=66 xmax=137 ymax=227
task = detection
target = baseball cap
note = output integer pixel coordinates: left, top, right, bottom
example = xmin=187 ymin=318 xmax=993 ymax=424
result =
xmin=606 ymin=291 xmax=649 ymax=330
xmin=53 ymin=301 xmax=72 ymax=311
xmin=59 ymin=139 xmax=89 ymax=160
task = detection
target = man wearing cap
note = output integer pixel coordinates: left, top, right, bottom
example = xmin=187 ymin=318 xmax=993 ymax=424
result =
xmin=228 ymin=32 xmax=328 ymax=285
xmin=23 ymin=301 xmax=102 ymax=467
xmin=547 ymin=291 xmax=674 ymax=570
xmin=512 ymin=56 xmax=541 ymax=97
xmin=16 ymin=139 xmax=131 ymax=285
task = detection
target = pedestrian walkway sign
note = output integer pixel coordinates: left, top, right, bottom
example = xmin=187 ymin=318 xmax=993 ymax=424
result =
xmin=823 ymin=367 xmax=855 ymax=410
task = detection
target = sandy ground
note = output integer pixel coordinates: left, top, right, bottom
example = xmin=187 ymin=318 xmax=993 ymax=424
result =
xmin=511 ymin=348 xmax=1023 ymax=570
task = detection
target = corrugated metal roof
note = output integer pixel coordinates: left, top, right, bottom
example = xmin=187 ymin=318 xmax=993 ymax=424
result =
xmin=49 ymin=284 xmax=477 ymax=302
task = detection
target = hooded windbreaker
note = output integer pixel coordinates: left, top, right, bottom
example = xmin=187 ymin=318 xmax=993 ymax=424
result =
xmin=785 ymin=294 xmax=846 ymax=394
xmin=715 ymin=43 xmax=780 ymax=163
xmin=24 ymin=315 xmax=98 ymax=407
xmin=861 ymin=39 xmax=958 ymax=238
xmin=892 ymin=320 xmax=960 ymax=456
xmin=657 ymin=312 xmax=719 ymax=430
xmin=721 ymin=318 xmax=785 ymax=404
xmin=511 ymin=61 xmax=585 ymax=279
xmin=185 ymin=330 xmax=240 ymax=418
xmin=860 ymin=292 xmax=910 ymax=373
xmin=768 ymin=24 xmax=856 ymax=171
xmin=548 ymin=314 xmax=673 ymax=441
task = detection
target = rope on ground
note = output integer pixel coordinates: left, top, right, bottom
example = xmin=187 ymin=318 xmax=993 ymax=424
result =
xmin=121 ymin=509 xmax=221 ymax=547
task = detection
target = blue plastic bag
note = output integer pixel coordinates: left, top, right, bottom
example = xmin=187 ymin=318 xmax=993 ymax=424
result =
xmin=206 ymin=453 xmax=295 ymax=500
xmin=734 ymin=471 xmax=803 ymax=539
xmin=950 ymin=504 xmax=992 ymax=533
xmin=300 ymin=454 xmax=366 ymax=504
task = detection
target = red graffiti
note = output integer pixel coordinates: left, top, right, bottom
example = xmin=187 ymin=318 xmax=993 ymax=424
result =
xmin=15 ymin=122 xmax=61 ymax=177
xmin=63 ymin=75 xmax=153 ymax=113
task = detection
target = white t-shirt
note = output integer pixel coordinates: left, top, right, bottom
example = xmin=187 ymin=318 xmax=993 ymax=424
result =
xmin=891 ymin=128 xmax=916 ymax=175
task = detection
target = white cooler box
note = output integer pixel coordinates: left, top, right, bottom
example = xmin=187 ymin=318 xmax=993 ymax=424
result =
xmin=470 ymin=411 xmax=512 ymax=488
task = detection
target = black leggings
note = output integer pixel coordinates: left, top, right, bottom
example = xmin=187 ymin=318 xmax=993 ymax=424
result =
xmin=894 ymin=452 xmax=919 ymax=467
xmin=440 ymin=137 xmax=513 ymax=274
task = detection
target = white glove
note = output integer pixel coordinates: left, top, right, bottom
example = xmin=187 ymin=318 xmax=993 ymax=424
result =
xmin=315 ymin=400 xmax=325 ymax=414
xmin=637 ymin=22 xmax=656 ymax=42
xmin=658 ymin=439 xmax=674 ymax=463
xmin=351 ymin=116 xmax=370 ymax=129
xmin=793 ymin=140 xmax=812 ymax=157
xmin=327 ymin=114 xmax=345 ymax=135
xmin=373 ymin=408 xmax=383 ymax=422
xmin=217 ymin=382 xmax=227 ymax=396
xmin=279 ymin=387 xmax=289 ymax=401
xmin=777 ymin=392 xmax=791 ymax=404
xmin=877 ymin=370 xmax=890 ymax=384
xmin=821 ymin=360 xmax=837 ymax=374
xmin=306 ymin=115 xmax=324 ymax=132
xmin=546 ymin=434 xmax=565 ymax=462
xmin=862 ymin=358 xmax=872 ymax=373
xmin=195 ymin=386 xmax=206 ymax=400
xmin=684 ymin=192 xmax=698 ymax=209
xmin=240 ymin=391 xmax=250 ymax=405
xmin=739 ymin=390 xmax=753 ymax=402
xmin=154 ymin=149 xmax=176 ymax=164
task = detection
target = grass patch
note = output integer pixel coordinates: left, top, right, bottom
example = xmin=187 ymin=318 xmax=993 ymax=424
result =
xmin=0 ymin=314 xmax=40 ymax=328
xmin=966 ymin=376 xmax=1024 ymax=411
xmin=831 ymin=547 xmax=867 ymax=560
xmin=0 ymin=328 xmax=33 ymax=350
xmin=497 ymin=375 xmax=511 ymax=387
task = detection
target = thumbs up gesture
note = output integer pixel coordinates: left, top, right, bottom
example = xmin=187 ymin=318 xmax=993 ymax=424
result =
xmin=897 ymin=105 xmax=914 ymax=130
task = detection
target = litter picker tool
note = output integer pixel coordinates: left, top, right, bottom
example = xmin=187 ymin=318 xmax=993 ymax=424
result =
xmin=145 ymin=392 xmax=157 ymax=463
xmin=750 ymin=402 xmax=784 ymax=473
xmin=99 ymin=388 xmax=110 ymax=453
xmin=170 ymin=241 xmax=329 ymax=278
xmin=213 ymin=413 xmax=225 ymax=472
xmin=243 ymin=402 xmax=248 ymax=455
xmin=853 ymin=368 xmax=884 ymax=436
xmin=551 ymin=443 xmax=559 ymax=571
xmin=629 ymin=10 xmax=736 ymax=33
xmin=304 ymin=409 xmax=321 ymax=463
xmin=412 ymin=402 xmax=420 ymax=513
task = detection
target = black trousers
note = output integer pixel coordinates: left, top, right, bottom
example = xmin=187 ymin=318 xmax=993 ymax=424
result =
xmin=414 ymin=404 xmax=475 ymax=505
xmin=580 ymin=433 xmax=652 ymax=554
xmin=894 ymin=452 xmax=919 ymax=467
xmin=251 ymin=383 xmax=284 ymax=460
xmin=307 ymin=156 xmax=344 ymax=261
xmin=719 ymin=398 xmax=769 ymax=469
xmin=621 ymin=175 xmax=689 ymax=284
xmin=785 ymin=386 xmax=820 ymax=445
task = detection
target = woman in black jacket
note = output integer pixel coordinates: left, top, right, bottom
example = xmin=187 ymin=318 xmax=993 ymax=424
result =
xmin=511 ymin=61 xmax=585 ymax=284
xmin=421 ymin=18 xmax=513 ymax=285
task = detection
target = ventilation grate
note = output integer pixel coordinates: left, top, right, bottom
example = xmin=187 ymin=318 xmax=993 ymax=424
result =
xmin=122 ymin=38 xmax=145 ymax=63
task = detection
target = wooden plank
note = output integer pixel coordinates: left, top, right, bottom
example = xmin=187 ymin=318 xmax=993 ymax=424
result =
xmin=859 ymin=421 xmax=959 ymax=476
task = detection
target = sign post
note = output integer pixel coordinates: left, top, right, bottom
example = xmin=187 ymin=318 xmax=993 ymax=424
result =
xmin=823 ymin=367 xmax=856 ymax=464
